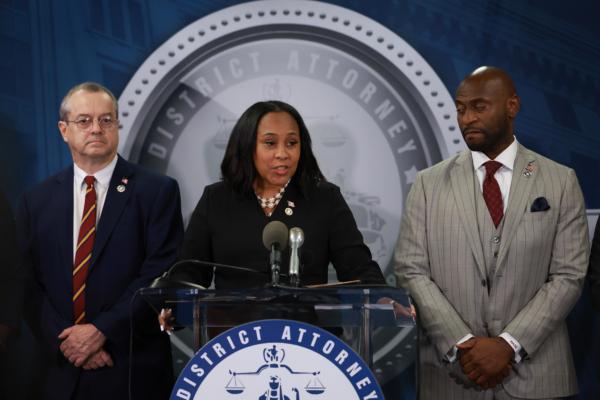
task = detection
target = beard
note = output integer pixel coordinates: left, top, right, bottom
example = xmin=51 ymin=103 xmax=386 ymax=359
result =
xmin=461 ymin=119 xmax=512 ymax=157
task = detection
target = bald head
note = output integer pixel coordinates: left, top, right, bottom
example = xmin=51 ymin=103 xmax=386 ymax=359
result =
xmin=458 ymin=66 xmax=517 ymax=98
xmin=455 ymin=66 xmax=520 ymax=159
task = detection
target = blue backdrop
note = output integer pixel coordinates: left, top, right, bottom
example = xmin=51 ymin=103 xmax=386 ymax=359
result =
xmin=1 ymin=0 xmax=598 ymax=398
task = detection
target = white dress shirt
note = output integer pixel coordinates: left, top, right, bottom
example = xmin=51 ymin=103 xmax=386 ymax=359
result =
xmin=449 ymin=138 xmax=524 ymax=363
xmin=471 ymin=137 xmax=518 ymax=212
xmin=72 ymin=156 xmax=118 ymax=261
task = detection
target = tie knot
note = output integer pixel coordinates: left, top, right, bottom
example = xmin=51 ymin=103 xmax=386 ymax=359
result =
xmin=484 ymin=161 xmax=503 ymax=176
xmin=84 ymin=176 xmax=95 ymax=188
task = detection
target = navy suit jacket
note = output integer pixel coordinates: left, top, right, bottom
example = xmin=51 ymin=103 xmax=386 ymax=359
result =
xmin=17 ymin=156 xmax=183 ymax=399
xmin=0 ymin=190 xmax=19 ymax=331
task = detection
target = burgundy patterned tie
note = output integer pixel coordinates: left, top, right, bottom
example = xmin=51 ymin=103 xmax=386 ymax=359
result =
xmin=483 ymin=161 xmax=504 ymax=228
xmin=73 ymin=176 xmax=96 ymax=324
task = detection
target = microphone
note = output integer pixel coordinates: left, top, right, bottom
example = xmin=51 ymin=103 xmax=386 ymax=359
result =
xmin=150 ymin=259 xmax=264 ymax=289
xmin=262 ymin=221 xmax=288 ymax=286
xmin=288 ymin=227 xmax=304 ymax=287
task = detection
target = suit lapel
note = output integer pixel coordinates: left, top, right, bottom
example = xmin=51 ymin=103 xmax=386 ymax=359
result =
xmin=496 ymin=145 xmax=537 ymax=267
xmin=56 ymin=167 xmax=75 ymax=289
xmin=450 ymin=152 xmax=487 ymax=279
xmin=90 ymin=156 xmax=134 ymax=270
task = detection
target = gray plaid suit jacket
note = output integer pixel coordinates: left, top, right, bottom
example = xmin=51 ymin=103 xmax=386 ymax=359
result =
xmin=394 ymin=144 xmax=589 ymax=399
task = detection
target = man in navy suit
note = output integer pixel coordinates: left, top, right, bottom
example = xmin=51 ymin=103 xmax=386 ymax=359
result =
xmin=0 ymin=189 xmax=22 ymax=398
xmin=16 ymin=82 xmax=183 ymax=399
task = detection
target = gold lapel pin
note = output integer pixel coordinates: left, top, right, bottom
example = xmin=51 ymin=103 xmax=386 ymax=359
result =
xmin=285 ymin=200 xmax=295 ymax=216
xmin=117 ymin=177 xmax=129 ymax=192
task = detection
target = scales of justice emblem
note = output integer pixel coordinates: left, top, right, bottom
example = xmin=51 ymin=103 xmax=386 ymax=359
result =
xmin=226 ymin=345 xmax=325 ymax=399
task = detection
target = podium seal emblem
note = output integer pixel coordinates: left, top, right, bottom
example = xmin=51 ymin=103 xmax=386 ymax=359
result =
xmin=171 ymin=319 xmax=383 ymax=400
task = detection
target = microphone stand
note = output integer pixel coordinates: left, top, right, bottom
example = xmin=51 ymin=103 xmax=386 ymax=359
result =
xmin=270 ymin=242 xmax=282 ymax=285
xmin=150 ymin=259 xmax=265 ymax=289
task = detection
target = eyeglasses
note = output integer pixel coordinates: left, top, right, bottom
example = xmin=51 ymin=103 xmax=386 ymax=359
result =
xmin=62 ymin=115 xmax=118 ymax=130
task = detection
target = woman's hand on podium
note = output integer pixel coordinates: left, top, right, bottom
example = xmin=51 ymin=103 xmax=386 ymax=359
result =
xmin=158 ymin=308 xmax=174 ymax=335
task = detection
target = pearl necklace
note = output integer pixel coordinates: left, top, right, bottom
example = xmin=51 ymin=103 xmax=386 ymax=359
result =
xmin=256 ymin=181 xmax=290 ymax=214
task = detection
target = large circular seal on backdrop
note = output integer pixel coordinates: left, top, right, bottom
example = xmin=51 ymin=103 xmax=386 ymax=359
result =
xmin=118 ymin=0 xmax=464 ymax=382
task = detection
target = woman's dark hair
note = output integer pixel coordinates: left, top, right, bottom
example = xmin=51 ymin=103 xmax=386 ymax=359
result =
xmin=221 ymin=100 xmax=325 ymax=197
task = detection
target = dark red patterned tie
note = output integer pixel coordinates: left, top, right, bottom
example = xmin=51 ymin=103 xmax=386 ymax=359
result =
xmin=483 ymin=161 xmax=504 ymax=228
xmin=73 ymin=176 xmax=96 ymax=324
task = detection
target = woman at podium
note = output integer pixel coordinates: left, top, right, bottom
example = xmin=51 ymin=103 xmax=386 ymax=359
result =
xmin=180 ymin=100 xmax=385 ymax=289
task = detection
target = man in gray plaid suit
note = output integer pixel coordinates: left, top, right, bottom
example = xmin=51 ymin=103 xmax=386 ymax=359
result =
xmin=395 ymin=66 xmax=588 ymax=399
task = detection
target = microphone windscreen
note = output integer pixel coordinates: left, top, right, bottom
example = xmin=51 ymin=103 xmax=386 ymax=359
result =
xmin=262 ymin=220 xmax=289 ymax=251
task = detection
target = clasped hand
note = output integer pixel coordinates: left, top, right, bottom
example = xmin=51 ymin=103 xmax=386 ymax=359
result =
xmin=457 ymin=337 xmax=513 ymax=390
xmin=58 ymin=324 xmax=113 ymax=369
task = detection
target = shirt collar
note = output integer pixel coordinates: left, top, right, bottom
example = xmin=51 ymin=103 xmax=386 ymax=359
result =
xmin=74 ymin=155 xmax=118 ymax=189
xmin=471 ymin=136 xmax=518 ymax=172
